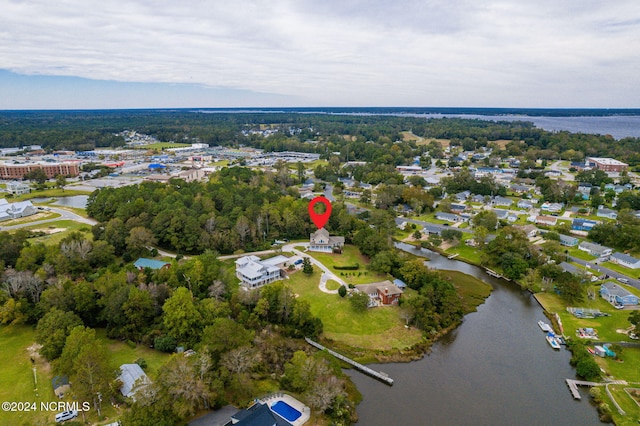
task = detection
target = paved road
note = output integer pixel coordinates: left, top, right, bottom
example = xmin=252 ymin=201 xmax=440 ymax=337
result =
xmin=569 ymin=255 xmax=640 ymax=291
xmin=0 ymin=207 xmax=97 ymax=231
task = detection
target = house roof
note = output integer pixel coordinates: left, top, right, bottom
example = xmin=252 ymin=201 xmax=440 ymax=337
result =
xmin=119 ymin=364 xmax=149 ymax=398
xmin=579 ymin=241 xmax=611 ymax=253
xmin=601 ymin=282 xmax=634 ymax=298
xmin=559 ymin=234 xmax=578 ymax=243
xmin=133 ymin=258 xmax=170 ymax=270
xmin=52 ymin=375 xmax=69 ymax=390
xmin=559 ymin=262 xmax=580 ymax=275
xmin=236 ymin=256 xmax=280 ymax=279
xmin=393 ymin=279 xmax=407 ymax=289
xmin=611 ymin=252 xmax=640 ymax=265
xmin=232 ymin=402 xmax=292 ymax=426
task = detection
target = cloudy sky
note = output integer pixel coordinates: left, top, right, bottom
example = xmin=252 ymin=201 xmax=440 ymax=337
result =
xmin=1 ymin=0 xmax=640 ymax=109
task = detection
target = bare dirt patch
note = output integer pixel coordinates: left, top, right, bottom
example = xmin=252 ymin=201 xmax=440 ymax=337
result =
xmin=31 ymin=227 xmax=66 ymax=234
xmin=26 ymin=343 xmax=52 ymax=375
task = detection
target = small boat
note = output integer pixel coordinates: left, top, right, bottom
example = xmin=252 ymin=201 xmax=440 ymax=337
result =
xmin=538 ymin=321 xmax=552 ymax=332
xmin=546 ymin=333 xmax=561 ymax=350
xmin=587 ymin=347 xmax=596 ymax=355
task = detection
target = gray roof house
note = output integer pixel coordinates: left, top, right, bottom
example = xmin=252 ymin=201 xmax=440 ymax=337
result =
xmin=0 ymin=199 xmax=37 ymax=221
xmin=492 ymin=196 xmax=513 ymax=207
xmin=600 ymin=282 xmax=639 ymax=306
xmin=596 ymin=207 xmax=618 ymax=220
xmin=578 ymin=241 xmax=613 ymax=258
xmin=309 ymin=228 xmax=345 ymax=253
xmin=492 ymin=209 xmax=510 ymax=220
xmin=118 ymin=364 xmax=150 ymax=399
xmin=610 ymin=252 xmax=640 ymax=269
xmin=454 ymin=191 xmax=471 ymax=202
xmin=436 ymin=212 xmax=467 ymax=223
xmin=517 ymin=199 xmax=533 ymax=209
xmin=558 ymin=234 xmax=579 ymax=247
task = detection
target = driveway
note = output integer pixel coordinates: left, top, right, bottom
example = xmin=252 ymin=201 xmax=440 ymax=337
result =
xmin=283 ymin=243 xmax=346 ymax=293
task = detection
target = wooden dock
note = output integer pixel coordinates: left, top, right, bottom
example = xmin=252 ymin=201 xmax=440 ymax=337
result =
xmin=305 ymin=338 xmax=394 ymax=386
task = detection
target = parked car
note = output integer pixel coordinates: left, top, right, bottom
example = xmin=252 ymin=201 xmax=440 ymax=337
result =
xmin=617 ymin=277 xmax=629 ymax=283
xmin=55 ymin=410 xmax=78 ymax=423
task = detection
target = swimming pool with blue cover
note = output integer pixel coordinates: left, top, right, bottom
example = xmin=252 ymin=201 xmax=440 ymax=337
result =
xmin=271 ymin=400 xmax=302 ymax=422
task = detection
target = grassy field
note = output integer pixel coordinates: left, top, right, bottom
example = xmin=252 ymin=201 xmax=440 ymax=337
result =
xmin=287 ymin=269 xmax=423 ymax=351
xmin=306 ymin=245 xmax=388 ymax=285
xmin=599 ymin=261 xmax=640 ymax=279
xmin=534 ymin=287 xmax=640 ymax=423
xmin=25 ymin=220 xmax=94 ymax=246
xmin=440 ymin=270 xmax=492 ymax=314
xmin=0 ymin=325 xmax=170 ymax=426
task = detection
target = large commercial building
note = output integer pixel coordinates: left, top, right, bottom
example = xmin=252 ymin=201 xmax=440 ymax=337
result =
xmin=0 ymin=162 xmax=80 ymax=179
xmin=586 ymin=157 xmax=628 ymax=173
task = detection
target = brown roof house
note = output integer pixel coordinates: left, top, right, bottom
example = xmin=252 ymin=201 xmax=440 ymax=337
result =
xmin=309 ymin=228 xmax=345 ymax=253
xmin=355 ymin=280 xmax=404 ymax=307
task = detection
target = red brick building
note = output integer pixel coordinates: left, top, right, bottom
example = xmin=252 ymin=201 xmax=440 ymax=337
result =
xmin=0 ymin=162 xmax=80 ymax=179
xmin=587 ymin=157 xmax=628 ymax=173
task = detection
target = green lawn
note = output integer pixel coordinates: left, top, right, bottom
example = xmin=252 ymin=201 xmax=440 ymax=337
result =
xmin=600 ymin=261 xmax=640 ymax=279
xmin=0 ymin=325 xmax=58 ymax=426
xmin=0 ymin=325 xmax=171 ymax=426
xmin=287 ymin=269 xmax=423 ymax=351
xmin=11 ymin=188 xmax=93 ymax=201
xmin=441 ymin=270 xmax=492 ymax=314
xmin=534 ymin=287 xmax=639 ymax=343
xmin=306 ymin=245 xmax=388 ymax=285
xmin=444 ymin=243 xmax=483 ymax=264
xmin=607 ymin=385 xmax=640 ymax=426
xmin=25 ymin=220 xmax=94 ymax=246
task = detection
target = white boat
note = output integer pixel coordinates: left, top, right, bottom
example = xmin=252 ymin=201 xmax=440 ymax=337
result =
xmin=538 ymin=320 xmax=552 ymax=332
xmin=546 ymin=334 xmax=561 ymax=350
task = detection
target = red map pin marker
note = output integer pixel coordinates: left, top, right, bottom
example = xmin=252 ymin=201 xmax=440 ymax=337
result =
xmin=308 ymin=196 xmax=332 ymax=229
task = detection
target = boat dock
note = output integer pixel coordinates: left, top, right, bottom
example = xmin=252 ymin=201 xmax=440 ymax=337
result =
xmin=484 ymin=268 xmax=503 ymax=278
xmin=305 ymin=338 xmax=394 ymax=386
xmin=565 ymin=379 xmax=591 ymax=399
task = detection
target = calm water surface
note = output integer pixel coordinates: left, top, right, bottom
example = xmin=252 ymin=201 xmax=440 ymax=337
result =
xmin=30 ymin=195 xmax=88 ymax=208
xmin=348 ymin=244 xmax=601 ymax=425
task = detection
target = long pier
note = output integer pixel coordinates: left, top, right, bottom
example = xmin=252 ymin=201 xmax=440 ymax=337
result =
xmin=565 ymin=379 xmax=628 ymax=401
xmin=305 ymin=338 xmax=394 ymax=386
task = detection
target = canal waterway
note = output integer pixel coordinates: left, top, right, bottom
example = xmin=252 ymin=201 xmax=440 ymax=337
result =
xmin=348 ymin=243 xmax=601 ymax=425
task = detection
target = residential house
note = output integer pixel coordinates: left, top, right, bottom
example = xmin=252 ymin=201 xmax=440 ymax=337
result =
xmin=393 ymin=279 xmax=407 ymax=290
xmin=577 ymin=182 xmax=592 ymax=198
xmin=422 ymin=224 xmax=443 ymax=235
xmin=235 ymin=255 xmax=283 ymax=289
xmin=492 ymin=209 xmax=510 ymax=220
xmin=600 ymin=282 xmax=638 ymax=306
xmin=516 ymin=224 xmax=538 ymax=238
xmin=118 ymin=364 xmax=151 ymax=400
xmin=510 ymin=184 xmax=530 ymax=194
xmin=559 ymin=262 xmax=581 ymax=276
xmin=355 ymin=281 xmax=403 ymax=307
xmin=541 ymin=202 xmax=563 ymax=213
xmin=610 ymin=252 xmax=640 ymax=269
xmin=596 ymin=207 xmax=618 ymax=220
xmin=309 ymin=228 xmax=345 ymax=253
xmin=578 ymin=241 xmax=613 ymax=258
xmin=229 ymin=402 xmax=292 ymax=426
xmin=6 ymin=181 xmax=30 ymax=195
xmin=471 ymin=194 xmax=486 ymax=203
xmin=450 ymin=203 xmax=467 ymax=213
xmin=558 ymin=234 xmax=579 ymax=247
xmin=52 ymin=376 xmax=70 ymax=399
xmin=133 ymin=258 xmax=171 ymax=270
xmin=517 ymin=199 xmax=533 ymax=209
xmin=0 ymin=199 xmax=37 ymax=221
xmin=572 ymin=218 xmax=598 ymax=232
xmin=436 ymin=212 xmax=466 ymax=223
xmin=535 ymin=215 xmax=558 ymax=227
xmin=454 ymin=191 xmax=471 ymax=202
xmin=492 ymin=196 xmax=513 ymax=207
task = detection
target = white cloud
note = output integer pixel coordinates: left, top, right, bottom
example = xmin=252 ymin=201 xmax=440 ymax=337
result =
xmin=1 ymin=0 xmax=639 ymax=107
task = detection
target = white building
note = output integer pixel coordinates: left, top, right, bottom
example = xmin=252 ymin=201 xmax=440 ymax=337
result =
xmin=0 ymin=199 xmax=37 ymax=221
xmin=610 ymin=252 xmax=640 ymax=269
xmin=235 ymin=255 xmax=284 ymax=289
xmin=118 ymin=364 xmax=150 ymax=400
xmin=309 ymin=228 xmax=345 ymax=253
xmin=6 ymin=181 xmax=30 ymax=195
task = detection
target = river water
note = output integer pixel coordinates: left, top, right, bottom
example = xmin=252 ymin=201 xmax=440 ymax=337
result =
xmin=30 ymin=195 xmax=88 ymax=208
xmin=348 ymin=243 xmax=601 ymax=425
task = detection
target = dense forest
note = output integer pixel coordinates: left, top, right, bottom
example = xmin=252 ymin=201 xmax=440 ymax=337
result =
xmin=2 ymin=110 xmax=640 ymax=167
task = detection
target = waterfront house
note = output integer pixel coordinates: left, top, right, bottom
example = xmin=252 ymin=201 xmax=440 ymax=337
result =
xmin=610 ymin=252 xmax=640 ymax=269
xmin=600 ymin=282 xmax=639 ymax=306
xmin=133 ymin=258 xmax=171 ymax=270
xmin=559 ymin=234 xmax=579 ymax=247
xmin=6 ymin=181 xmax=30 ymax=195
xmin=578 ymin=241 xmax=612 ymax=258
xmin=422 ymin=224 xmax=443 ymax=235
xmin=235 ymin=255 xmax=283 ymax=289
xmin=309 ymin=228 xmax=345 ymax=253
xmin=0 ymin=199 xmax=37 ymax=221
xmin=355 ymin=280 xmax=403 ymax=307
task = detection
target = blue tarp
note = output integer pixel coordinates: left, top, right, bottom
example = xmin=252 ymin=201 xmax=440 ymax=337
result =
xmin=148 ymin=163 xmax=166 ymax=169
